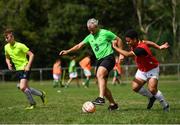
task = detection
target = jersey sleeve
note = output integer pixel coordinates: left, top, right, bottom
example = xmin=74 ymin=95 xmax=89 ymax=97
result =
xmin=20 ymin=43 xmax=29 ymax=53
xmin=82 ymin=34 xmax=91 ymax=44
xmin=106 ymin=30 xmax=117 ymax=42
xmin=4 ymin=46 xmax=8 ymax=56
xmin=133 ymin=47 xmax=148 ymax=56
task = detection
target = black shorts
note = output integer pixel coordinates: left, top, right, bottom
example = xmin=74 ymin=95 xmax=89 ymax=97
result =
xmin=16 ymin=70 xmax=31 ymax=80
xmin=96 ymin=54 xmax=115 ymax=74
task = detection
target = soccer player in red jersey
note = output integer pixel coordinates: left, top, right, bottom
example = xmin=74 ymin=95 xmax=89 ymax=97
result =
xmin=113 ymin=29 xmax=170 ymax=111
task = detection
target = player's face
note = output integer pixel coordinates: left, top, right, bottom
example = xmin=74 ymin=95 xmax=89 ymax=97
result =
xmin=5 ymin=33 xmax=14 ymax=43
xmin=87 ymin=23 xmax=97 ymax=34
xmin=125 ymin=37 xmax=134 ymax=46
xmin=126 ymin=37 xmax=139 ymax=49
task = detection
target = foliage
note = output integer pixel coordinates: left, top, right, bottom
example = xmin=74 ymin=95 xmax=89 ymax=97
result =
xmin=0 ymin=0 xmax=179 ymax=69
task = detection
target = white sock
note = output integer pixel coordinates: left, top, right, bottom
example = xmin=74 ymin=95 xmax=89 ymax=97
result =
xmin=24 ymin=88 xmax=36 ymax=105
xmin=154 ymin=90 xmax=168 ymax=108
xmin=30 ymin=88 xmax=42 ymax=96
xmin=138 ymin=87 xmax=153 ymax=98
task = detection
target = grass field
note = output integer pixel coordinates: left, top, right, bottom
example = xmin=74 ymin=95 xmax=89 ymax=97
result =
xmin=0 ymin=79 xmax=180 ymax=124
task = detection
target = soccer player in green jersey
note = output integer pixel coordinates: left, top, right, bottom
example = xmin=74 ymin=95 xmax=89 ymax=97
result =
xmin=4 ymin=28 xmax=46 ymax=110
xmin=66 ymin=56 xmax=79 ymax=87
xmin=59 ymin=18 xmax=123 ymax=111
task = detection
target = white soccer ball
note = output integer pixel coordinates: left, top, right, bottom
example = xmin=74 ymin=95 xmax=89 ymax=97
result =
xmin=82 ymin=101 xmax=96 ymax=113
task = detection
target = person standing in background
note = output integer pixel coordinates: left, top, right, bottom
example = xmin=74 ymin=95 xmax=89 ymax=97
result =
xmin=53 ymin=59 xmax=64 ymax=88
xmin=79 ymin=55 xmax=92 ymax=88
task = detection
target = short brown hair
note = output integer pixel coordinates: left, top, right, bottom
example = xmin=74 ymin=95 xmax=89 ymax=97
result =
xmin=3 ymin=28 xmax=14 ymax=36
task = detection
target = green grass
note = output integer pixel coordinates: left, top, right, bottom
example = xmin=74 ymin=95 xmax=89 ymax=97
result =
xmin=0 ymin=79 xmax=180 ymax=124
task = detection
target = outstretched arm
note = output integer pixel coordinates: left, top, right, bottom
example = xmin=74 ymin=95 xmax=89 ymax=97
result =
xmin=144 ymin=40 xmax=169 ymax=50
xmin=59 ymin=41 xmax=85 ymax=56
xmin=112 ymin=42 xmax=135 ymax=57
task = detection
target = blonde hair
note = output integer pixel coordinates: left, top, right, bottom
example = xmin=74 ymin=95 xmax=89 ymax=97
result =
xmin=87 ymin=18 xmax=98 ymax=27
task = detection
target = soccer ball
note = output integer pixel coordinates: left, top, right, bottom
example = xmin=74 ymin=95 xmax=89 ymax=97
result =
xmin=82 ymin=101 xmax=96 ymax=113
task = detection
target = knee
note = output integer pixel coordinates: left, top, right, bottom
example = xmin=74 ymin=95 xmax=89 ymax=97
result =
xmin=20 ymin=86 xmax=26 ymax=92
xmin=131 ymin=82 xmax=140 ymax=92
xmin=96 ymin=72 xmax=105 ymax=79
xmin=148 ymin=88 xmax=157 ymax=95
xmin=132 ymin=86 xmax=139 ymax=92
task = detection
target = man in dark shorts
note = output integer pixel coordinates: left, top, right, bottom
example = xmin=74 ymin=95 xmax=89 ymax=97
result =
xmin=59 ymin=18 xmax=123 ymax=111
xmin=4 ymin=28 xmax=46 ymax=110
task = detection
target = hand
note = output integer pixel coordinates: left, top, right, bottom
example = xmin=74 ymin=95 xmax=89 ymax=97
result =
xmin=59 ymin=50 xmax=68 ymax=56
xmin=160 ymin=42 xmax=169 ymax=49
xmin=8 ymin=63 xmax=13 ymax=70
xmin=112 ymin=41 xmax=118 ymax=49
xmin=24 ymin=65 xmax=30 ymax=71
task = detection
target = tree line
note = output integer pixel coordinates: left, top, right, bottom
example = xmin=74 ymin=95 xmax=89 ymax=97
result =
xmin=0 ymin=0 xmax=179 ymax=69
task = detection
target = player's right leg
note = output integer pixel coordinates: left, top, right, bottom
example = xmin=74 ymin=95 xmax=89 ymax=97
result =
xmin=19 ymin=79 xmax=36 ymax=109
xmin=132 ymin=78 xmax=156 ymax=109
xmin=18 ymin=71 xmax=36 ymax=109
xmin=133 ymin=70 xmax=156 ymax=109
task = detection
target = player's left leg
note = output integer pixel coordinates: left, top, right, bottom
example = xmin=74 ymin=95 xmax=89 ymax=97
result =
xmin=66 ymin=77 xmax=72 ymax=87
xmin=104 ymin=78 xmax=118 ymax=111
xmin=29 ymin=88 xmax=47 ymax=104
xmin=19 ymin=79 xmax=36 ymax=109
xmin=92 ymin=66 xmax=107 ymax=105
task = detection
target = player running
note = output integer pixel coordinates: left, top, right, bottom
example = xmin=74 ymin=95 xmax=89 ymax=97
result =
xmin=65 ymin=56 xmax=79 ymax=87
xmin=4 ymin=28 xmax=46 ymax=110
xmin=113 ymin=29 xmax=170 ymax=111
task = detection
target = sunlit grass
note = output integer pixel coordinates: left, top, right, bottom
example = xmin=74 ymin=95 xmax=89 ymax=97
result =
xmin=0 ymin=79 xmax=180 ymax=124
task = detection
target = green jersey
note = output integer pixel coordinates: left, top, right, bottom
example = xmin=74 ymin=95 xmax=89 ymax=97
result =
xmin=68 ymin=60 xmax=76 ymax=73
xmin=83 ymin=29 xmax=116 ymax=60
xmin=4 ymin=41 xmax=29 ymax=70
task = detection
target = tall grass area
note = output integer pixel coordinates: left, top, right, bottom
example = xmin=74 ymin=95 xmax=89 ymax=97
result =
xmin=0 ymin=79 xmax=180 ymax=124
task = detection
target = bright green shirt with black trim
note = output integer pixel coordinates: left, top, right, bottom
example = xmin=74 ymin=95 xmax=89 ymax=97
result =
xmin=4 ymin=41 xmax=29 ymax=70
xmin=68 ymin=60 xmax=77 ymax=73
xmin=82 ymin=29 xmax=117 ymax=60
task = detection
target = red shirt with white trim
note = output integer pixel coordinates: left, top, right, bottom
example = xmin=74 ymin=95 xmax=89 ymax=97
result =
xmin=132 ymin=41 xmax=159 ymax=72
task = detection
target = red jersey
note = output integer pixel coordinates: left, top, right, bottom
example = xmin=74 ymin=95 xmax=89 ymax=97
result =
xmin=132 ymin=41 xmax=159 ymax=72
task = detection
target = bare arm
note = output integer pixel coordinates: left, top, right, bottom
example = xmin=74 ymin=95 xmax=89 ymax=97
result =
xmin=112 ymin=42 xmax=135 ymax=57
xmin=112 ymin=37 xmax=125 ymax=60
xmin=5 ymin=55 xmax=13 ymax=70
xmin=24 ymin=51 xmax=34 ymax=71
xmin=59 ymin=42 xmax=85 ymax=56
xmin=143 ymin=40 xmax=169 ymax=50
xmin=113 ymin=37 xmax=123 ymax=49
